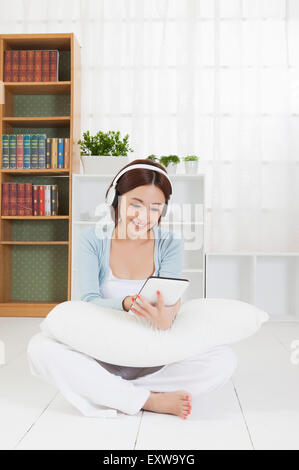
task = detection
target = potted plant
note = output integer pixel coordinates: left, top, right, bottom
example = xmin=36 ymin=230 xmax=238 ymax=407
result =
xmin=183 ymin=155 xmax=199 ymax=175
xmin=78 ymin=130 xmax=134 ymax=174
xmin=159 ymin=155 xmax=180 ymax=174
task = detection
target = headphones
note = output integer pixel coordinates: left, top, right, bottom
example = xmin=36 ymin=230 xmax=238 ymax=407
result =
xmin=105 ymin=163 xmax=173 ymax=218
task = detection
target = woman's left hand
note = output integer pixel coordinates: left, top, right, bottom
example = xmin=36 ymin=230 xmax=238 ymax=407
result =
xmin=130 ymin=290 xmax=181 ymax=330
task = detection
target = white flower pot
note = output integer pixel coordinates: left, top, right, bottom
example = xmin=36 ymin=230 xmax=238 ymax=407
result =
xmin=80 ymin=155 xmax=130 ymax=175
xmin=166 ymin=163 xmax=178 ymax=174
xmin=184 ymin=160 xmax=198 ymax=175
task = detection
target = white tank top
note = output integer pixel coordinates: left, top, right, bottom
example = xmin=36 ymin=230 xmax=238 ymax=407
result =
xmin=100 ymin=266 xmax=147 ymax=300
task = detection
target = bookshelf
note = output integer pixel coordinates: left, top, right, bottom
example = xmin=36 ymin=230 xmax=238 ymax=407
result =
xmin=0 ymin=33 xmax=81 ymax=317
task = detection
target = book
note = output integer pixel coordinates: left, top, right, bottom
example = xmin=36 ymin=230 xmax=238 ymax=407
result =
xmin=19 ymin=50 xmax=27 ymax=82
xmin=30 ymin=134 xmax=39 ymax=168
xmin=11 ymin=50 xmax=19 ymax=82
xmin=1 ymin=183 xmax=10 ymax=215
xmin=24 ymin=134 xmax=31 ymax=168
xmin=16 ymin=134 xmax=24 ymax=168
xmin=51 ymin=184 xmax=58 ymax=215
xmin=17 ymin=183 xmax=25 ymax=215
xmin=42 ymin=50 xmax=50 ymax=82
xmin=58 ymin=138 xmax=64 ymax=168
xmin=45 ymin=185 xmax=51 ymax=216
xmin=38 ymin=134 xmax=47 ymax=168
xmin=27 ymin=50 xmax=34 ymax=81
xmin=50 ymin=50 xmax=59 ymax=81
xmin=38 ymin=185 xmax=45 ymax=216
xmin=64 ymin=138 xmax=70 ymax=169
xmin=1 ymin=134 xmax=9 ymax=168
xmin=4 ymin=50 xmax=12 ymax=82
xmin=33 ymin=185 xmax=39 ymax=215
xmin=51 ymin=138 xmax=58 ymax=168
xmin=46 ymin=138 xmax=52 ymax=168
xmin=34 ymin=50 xmax=42 ymax=82
xmin=9 ymin=134 xmax=17 ymax=168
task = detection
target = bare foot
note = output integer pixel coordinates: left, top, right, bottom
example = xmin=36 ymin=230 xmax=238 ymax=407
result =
xmin=142 ymin=390 xmax=192 ymax=419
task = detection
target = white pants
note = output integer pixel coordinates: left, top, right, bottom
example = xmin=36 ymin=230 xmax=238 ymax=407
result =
xmin=27 ymin=332 xmax=238 ymax=418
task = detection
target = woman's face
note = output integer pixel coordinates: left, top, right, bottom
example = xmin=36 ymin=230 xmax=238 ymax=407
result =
xmin=118 ymin=184 xmax=166 ymax=239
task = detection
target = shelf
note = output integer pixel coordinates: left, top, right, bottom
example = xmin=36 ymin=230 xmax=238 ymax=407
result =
xmin=0 ymin=301 xmax=60 ymax=317
xmin=4 ymin=81 xmax=71 ymax=95
xmin=0 ymin=241 xmax=69 ymax=245
xmin=1 ymin=169 xmax=69 ymax=174
xmin=1 ymin=216 xmax=69 ymax=219
xmin=2 ymin=116 xmax=70 ymax=127
xmin=73 ymin=173 xmax=206 ymax=179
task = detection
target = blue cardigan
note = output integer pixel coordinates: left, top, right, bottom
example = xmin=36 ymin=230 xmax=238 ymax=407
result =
xmin=78 ymin=222 xmax=184 ymax=311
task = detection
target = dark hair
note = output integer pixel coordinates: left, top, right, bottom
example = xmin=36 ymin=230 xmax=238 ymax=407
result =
xmin=105 ymin=158 xmax=172 ymax=227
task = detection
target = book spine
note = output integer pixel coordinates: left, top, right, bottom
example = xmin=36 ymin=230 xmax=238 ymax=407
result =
xmin=41 ymin=50 xmax=50 ymax=82
xmin=46 ymin=138 xmax=52 ymax=168
xmin=25 ymin=183 xmax=33 ymax=215
xmin=39 ymin=185 xmax=45 ymax=216
xmin=51 ymin=138 xmax=58 ymax=168
xmin=17 ymin=183 xmax=25 ymax=215
xmin=34 ymin=50 xmax=42 ymax=82
xmin=1 ymin=134 xmax=10 ymax=168
xmin=49 ymin=50 xmax=58 ymax=81
xmin=19 ymin=50 xmax=27 ymax=82
xmin=31 ymin=134 xmax=39 ymax=168
xmin=33 ymin=185 xmax=39 ymax=215
xmin=16 ymin=134 xmax=24 ymax=169
xmin=9 ymin=134 xmax=17 ymax=169
xmin=4 ymin=50 xmax=12 ymax=82
xmin=45 ymin=185 xmax=51 ymax=216
xmin=64 ymin=138 xmax=70 ymax=169
xmin=9 ymin=183 xmax=17 ymax=216
xmin=11 ymin=50 xmax=19 ymax=82
xmin=58 ymin=138 xmax=64 ymax=168
xmin=27 ymin=50 xmax=34 ymax=81
xmin=51 ymin=185 xmax=58 ymax=215
xmin=38 ymin=134 xmax=46 ymax=168
xmin=1 ymin=183 xmax=10 ymax=216
xmin=24 ymin=134 xmax=31 ymax=168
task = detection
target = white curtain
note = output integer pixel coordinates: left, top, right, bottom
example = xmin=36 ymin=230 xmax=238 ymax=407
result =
xmin=1 ymin=0 xmax=298 ymax=253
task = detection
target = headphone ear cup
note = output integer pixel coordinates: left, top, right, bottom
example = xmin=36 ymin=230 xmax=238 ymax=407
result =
xmin=106 ymin=186 xmax=116 ymax=206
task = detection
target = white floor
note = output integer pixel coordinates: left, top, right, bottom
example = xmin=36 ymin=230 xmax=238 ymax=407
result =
xmin=0 ymin=317 xmax=299 ymax=450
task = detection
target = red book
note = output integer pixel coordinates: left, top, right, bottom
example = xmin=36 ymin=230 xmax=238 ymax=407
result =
xmin=16 ymin=134 xmax=24 ymax=168
xmin=38 ymin=185 xmax=45 ymax=216
xmin=33 ymin=185 xmax=39 ymax=215
xmin=41 ymin=50 xmax=50 ymax=82
xmin=11 ymin=50 xmax=19 ymax=82
xmin=19 ymin=50 xmax=27 ymax=82
xmin=17 ymin=183 xmax=25 ymax=215
xmin=34 ymin=50 xmax=42 ymax=82
xmin=9 ymin=183 xmax=17 ymax=215
xmin=49 ymin=50 xmax=59 ymax=81
xmin=1 ymin=183 xmax=10 ymax=215
xmin=25 ymin=183 xmax=33 ymax=215
xmin=4 ymin=51 xmax=12 ymax=82
xmin=27 ymin=50 xmax=34 ymax=81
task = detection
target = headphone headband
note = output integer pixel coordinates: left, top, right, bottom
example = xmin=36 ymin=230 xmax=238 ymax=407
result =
xmin=110 ymin=163 xmax=173 ymax=191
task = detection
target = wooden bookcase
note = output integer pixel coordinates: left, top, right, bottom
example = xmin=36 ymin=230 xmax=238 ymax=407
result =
xmin=0 ymin=33 xmax=81 ymax=317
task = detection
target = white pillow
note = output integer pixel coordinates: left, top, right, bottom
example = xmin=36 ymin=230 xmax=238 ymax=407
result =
xmin=40 ymin=298 xmax=269 ymax=367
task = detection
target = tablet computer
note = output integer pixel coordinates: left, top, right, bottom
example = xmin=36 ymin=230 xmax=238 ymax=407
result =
xmin=128 ymin=276 xmax=190 ymax=314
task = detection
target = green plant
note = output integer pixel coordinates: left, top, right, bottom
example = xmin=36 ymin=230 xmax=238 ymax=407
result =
xmin=159 ymin=155 xmax=180 ymax=167
xmin=147 ymin=154 xmax=159 ymax=162
xmin=78 ymin=130 xmax=134 ymax=156
xmin=183 ymin=155 xmax=199 ymax=162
